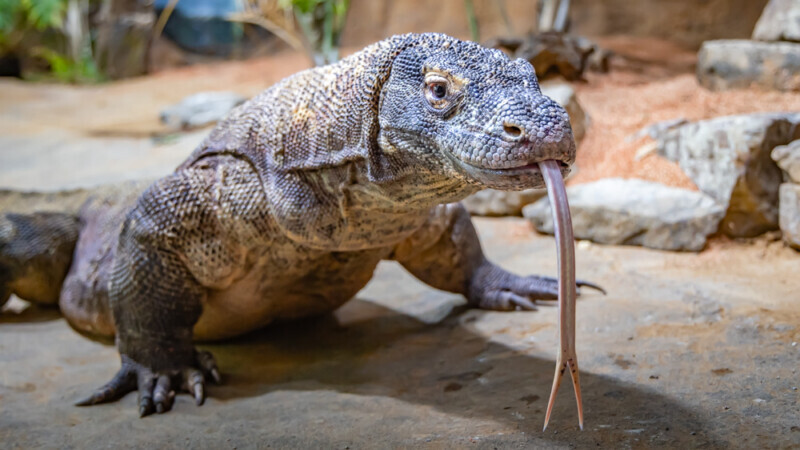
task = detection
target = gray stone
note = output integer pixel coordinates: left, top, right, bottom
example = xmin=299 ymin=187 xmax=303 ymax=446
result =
xmin=779 ymin=183 xmax=800 ymax=250
xmin=631 ymin=118 xmax=688 ymax=142
xmin=160 ymin=91 xmax=246 ymax=130
xmin=697 ymin=40 xmax=800 ymax=92
xmin=522 ymin=178 xmax=725 ymax=251
xmin=465 ymin=82 xmax=588 ymax=217
xmin=462 ymin=188 xmax=546 ymax=216
xmin=656 ymin=112 xmax=800 ymax=237
xmin=771 ymin=139 xmax=800 ymax=183
xmin=753 ymin=0 xmax=800 ymax=43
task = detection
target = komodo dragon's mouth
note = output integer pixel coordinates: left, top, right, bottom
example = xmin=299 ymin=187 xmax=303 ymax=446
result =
xmin=444 ymin=148 xmax=572 ymax=190
xmin=490 ymin=160 xmax=569 ymax=175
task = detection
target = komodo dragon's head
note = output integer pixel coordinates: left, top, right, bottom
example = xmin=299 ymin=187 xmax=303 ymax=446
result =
xmin=377 ymin=34 xmax=576 ymax=191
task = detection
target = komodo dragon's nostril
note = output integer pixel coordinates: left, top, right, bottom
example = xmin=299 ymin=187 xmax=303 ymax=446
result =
xmin=503 ymin=123 xmax=523 ymax=139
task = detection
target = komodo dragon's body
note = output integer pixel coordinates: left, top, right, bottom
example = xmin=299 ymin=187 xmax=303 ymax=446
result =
xmin=0 ymin=33 xmax=592 ymax=417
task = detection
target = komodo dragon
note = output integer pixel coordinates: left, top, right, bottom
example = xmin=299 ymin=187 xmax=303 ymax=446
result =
xmin=0 ymin=33 xmax=600 ymax=418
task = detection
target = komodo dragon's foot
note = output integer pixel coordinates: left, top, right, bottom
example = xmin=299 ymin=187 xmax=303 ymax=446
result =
xmin=468 ymin=262 xmax=605 ymax=311
xmin=76 ymin=350 xmax=221 ymax=417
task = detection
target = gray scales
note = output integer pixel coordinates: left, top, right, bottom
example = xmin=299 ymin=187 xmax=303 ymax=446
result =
xmin=0 ymin=33 xmax=600 ymax=420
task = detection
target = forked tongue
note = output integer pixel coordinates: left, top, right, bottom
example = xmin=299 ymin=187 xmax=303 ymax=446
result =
xmin=538 ymin=160 xmax=583 ymax=432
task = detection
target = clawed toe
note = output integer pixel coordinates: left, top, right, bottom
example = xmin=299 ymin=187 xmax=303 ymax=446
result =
xmin=75 ymin=364 xmax=136 ymax=406
xmin=75 ymin=351 xmax=221 ymax=417
xmin=576 ymin=279 xmax=606 ymax=295
xmin=195 ymin=350 xmax=221 ymax=384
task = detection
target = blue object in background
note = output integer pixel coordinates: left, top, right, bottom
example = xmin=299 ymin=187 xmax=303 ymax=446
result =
xmin=154 ymin=0 xmax=245 ymax=55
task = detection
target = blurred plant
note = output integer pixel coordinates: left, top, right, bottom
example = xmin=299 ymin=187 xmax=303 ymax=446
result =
xmin=464 ymin=0 xmax=479 ymax=42
xmin=231 ymin=0 xmax=349 ymax=66
xmin=0 ymin=0 xmax=102 ymax=82
xmin=32 ymin=45 xmax=99 ymax=82
xmin=0 ymin=0 xmax=66 ymax=46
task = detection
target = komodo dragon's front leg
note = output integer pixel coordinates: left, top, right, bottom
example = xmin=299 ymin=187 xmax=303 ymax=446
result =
xmin=76 ymin=172 xmax=223 ymax=416
xmin=391 ymin=203 xmax=602 ymax=311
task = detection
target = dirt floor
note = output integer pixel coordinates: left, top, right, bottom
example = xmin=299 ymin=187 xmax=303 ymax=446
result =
xmin=1 ymin=37 xmax=799 ymax=448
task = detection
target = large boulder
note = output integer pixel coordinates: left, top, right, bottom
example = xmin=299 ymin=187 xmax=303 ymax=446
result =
xmin=464 ymin=82 xmax=588 ymax=217
xmin=697 ymin=40 xmax=800 ymax=92
xmin=779 ymin=183 xmax=800 ymax=250
xmin=771 ymin=139 xmax=800 ymax=183
xmin=522 ymin=178 xmax=724 ymax=252
xmin=753 ymin=0 xmax=800 ymax=43
xmin=656 ymin=113 xmax=800 ymax=237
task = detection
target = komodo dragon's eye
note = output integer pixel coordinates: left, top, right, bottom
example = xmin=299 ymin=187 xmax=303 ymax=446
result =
xmin=430 ymin=83 xmax=447 ymax=99
xmin=423 ymin=73 xmax=459 ymax=113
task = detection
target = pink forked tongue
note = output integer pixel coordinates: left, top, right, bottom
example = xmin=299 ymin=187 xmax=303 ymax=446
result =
xmin=538 ymin=160 xmax=583 ymax=432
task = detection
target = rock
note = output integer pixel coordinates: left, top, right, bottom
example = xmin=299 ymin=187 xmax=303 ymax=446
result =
xmin=462 ymin=189 xmax=546 ymax=216
xmin=779 ymin=183 xmax=800 ymax=250
xmin=465 ymin=82 xmax=588 ymax=216
xmin=540 ymin=81 xmax=589 ymax=142
xmin=522 ymin=178 xmax=724 ymax=251
xmin=771 ymin=139 xmax=800 ymax=183
xmin=697 ymin=40 xmax=800 ymax=92
xmin=656 ymin=112 xmax=800 ymax=237
xmin=160 ymin=91 xmax=246 ymax=130
xmin=631 ymin=118 xmax=688 ymax=142
xmin=753 ymin=0 xmax=800 ymax=43
xmin=487 ymin=32 xmax=603 ymax=81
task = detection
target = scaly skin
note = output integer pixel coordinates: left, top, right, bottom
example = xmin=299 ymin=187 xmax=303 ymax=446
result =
xmin=0 ymin=33 xmax=598 ymax=416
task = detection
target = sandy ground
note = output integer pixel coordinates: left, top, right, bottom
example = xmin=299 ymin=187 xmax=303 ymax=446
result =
xmin=2 ymin=219 xmax=799 ymax=448
xmin=1 ymin=37 xmax=799 ymax=448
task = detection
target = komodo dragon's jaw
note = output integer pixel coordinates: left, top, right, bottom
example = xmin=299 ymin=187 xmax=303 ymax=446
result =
xmin=377 ymin=38 xmax=576 ymax=192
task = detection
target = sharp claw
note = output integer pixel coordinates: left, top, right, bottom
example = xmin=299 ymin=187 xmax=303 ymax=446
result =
xmin=139 ymin=392 xmax=154 ymax=417
xmin=576 ymin=280 xmax=606 ymax=295
xmin=139 ymin=403 xmax=150 ymax=418
xmin=74 ymin=397 xmax=93 ymax=407
xmin=152 ymin=374 xmax=172 ymax=414
xmin=210 ymin=368 xmax=222 ymax=385
xmin=75 ymin=390 xmax=111 ymax=407
xmin=511 ymin=296 xmax=538 ymax=311
xmin=193 ymin=383 xmax=205 ymax=406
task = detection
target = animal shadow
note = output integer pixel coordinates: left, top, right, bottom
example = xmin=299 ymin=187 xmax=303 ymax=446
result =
xmin=203 ymin=298 xmax=732 ymax=448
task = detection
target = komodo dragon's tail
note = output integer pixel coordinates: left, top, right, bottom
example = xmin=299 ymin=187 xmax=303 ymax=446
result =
xmin=0 ymin=182 xmax=150 ymax=311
